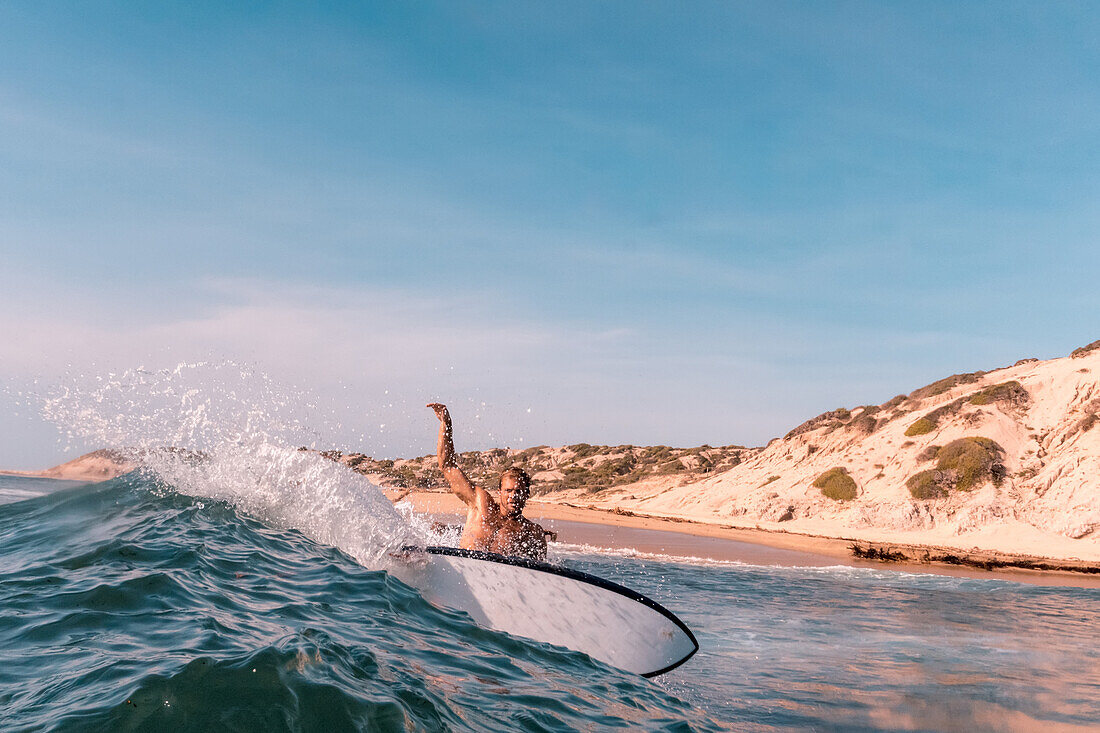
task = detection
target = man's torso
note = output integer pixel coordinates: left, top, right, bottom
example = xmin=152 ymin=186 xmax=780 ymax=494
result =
xmin=461 ymin=505 xmax=547 ymax=561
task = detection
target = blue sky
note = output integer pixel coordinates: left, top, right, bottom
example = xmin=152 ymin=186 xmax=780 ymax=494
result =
xmin=2 ymin=2 xmax=1099 ymax=468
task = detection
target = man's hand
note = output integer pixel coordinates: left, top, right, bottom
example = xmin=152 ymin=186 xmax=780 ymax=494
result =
xmin=427 ymin=403 xmax=451 ymax=425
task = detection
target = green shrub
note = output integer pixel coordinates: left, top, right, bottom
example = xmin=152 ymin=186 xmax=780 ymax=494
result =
xmin=968 ymin=381 xmax=1029 ymax=407
xmin=657 ymin=459 xmax=686 ymax=474
xmin=568 ymin=443 xmax=601 ymax=459
xmin=907 ymin=470 xmax=947 ymax=499
xmin=761 ymin=475 xmax=780 ymax=486
xmin=591 ymin=456 xmax=637 ymax=477
xmin=813 ymin=467 xmax=858 ymax=501
xmin=909 ymin=371 xmax=986 ymax=401
xmin=785 ymin=408 xmax=852 ymax=439
xmin=850 ymin=413 xmax=878 ymax=435
xmin=917 ymin=445 xmax=941 ymax=462
xmin=1071 ymin=339 xmax=1100 ymax=358
xmin=513 ymin=447 xmax=544 ymax=462
xmin=906 ymin=436 xmax=1004 ymax=498
xmin=881 ymin=394 xmax=907 ymax=410
xmin=417 ymin=467 xmax=445 ymax=489
xmin=937 ymin=437 xmax=1003 ymax=490
xmin=643 ymin=445 xmax=673 ymax=461
xmin=905 ymin=418 xmax=935 ymax=436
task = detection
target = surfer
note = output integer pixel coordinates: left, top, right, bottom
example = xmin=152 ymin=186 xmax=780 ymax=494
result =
xmin=427 ymin=403 xmax=548 ymax=561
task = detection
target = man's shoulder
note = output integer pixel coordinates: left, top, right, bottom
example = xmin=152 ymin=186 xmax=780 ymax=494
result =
xmin=519 ymin=516 xmax=547 ymax=539
xmin=517 ymin=514 xmax=542 ymax=527
xmin=472 ymin=485 xmax=499 ymax=510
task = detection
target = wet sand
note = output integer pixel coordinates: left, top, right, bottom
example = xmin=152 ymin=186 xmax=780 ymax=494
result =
xmin=391 ymin=491 xmax=1100 ymax=588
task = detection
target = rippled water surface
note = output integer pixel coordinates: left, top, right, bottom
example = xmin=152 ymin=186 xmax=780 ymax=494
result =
xmin=2 ymin=472 xmax=1098 ymax=732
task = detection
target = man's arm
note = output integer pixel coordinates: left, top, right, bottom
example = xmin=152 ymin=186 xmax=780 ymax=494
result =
xmin=427 ymin=403 xmax=484 ymax=508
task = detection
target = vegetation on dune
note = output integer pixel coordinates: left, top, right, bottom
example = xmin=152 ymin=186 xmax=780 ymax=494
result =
xmin=906 ymin=436 xmax=1004 ymax=499
xmin=906 ymin=470 xmax=947 ymax=499
xmin=905 ymin=417 xmax=935 ymax=436
xmin=657 ymin=459 xmax=687 ymax=475
xmin=813 ymin=467 xmax=858 ymax=501
xmin=938 ymin=437 xmax=1004 ymax=490
xmin=831 ymin=405 xmax=881 ymax=436
xmin=568 ymin=443 xmax=600 ymax=459
xmin=785 ymin=407 xmax=854 ymax=439
xmin=880 ymin=394 xmax=907 ymax=410
xmin=908 ymin=371 xmax=985 ymax=401
xmin=849 ymin=412 xmax=879 ymax=435
xmin=904 ymin=381 xmax=1030 ymax=438
xmin=917 ymin=445 xmax=941 ymax=462
xmin=968 ymin=381 xmax=1029 ymax=407
xmin=320 ymin=442 xmax=751 ymax=495
xmin=1070 ymin=339 xmax=1100 ymax=358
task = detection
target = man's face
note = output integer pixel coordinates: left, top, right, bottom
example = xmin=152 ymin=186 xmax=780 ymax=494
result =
xmin=499 ymin=475 xmax=528 ymax=516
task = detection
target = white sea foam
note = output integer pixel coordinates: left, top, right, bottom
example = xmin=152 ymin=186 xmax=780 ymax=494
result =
xmin=550 ymin=541 xmax=956 ymax=582
xmin=35 ymin=362 xmax=417 ymax=568
xmin=394 ymin=500 xmax=463 ymax=547
xmin=549 ymin=542 xmax=753 ymax=568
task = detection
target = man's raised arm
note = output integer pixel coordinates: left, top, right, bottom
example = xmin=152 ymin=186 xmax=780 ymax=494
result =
xmin=427 ymin=403 xmax=479 ymax=506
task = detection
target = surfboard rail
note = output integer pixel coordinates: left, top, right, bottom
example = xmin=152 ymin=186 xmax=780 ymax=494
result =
xmin=401 ymin=545 xmax=699 ymax=677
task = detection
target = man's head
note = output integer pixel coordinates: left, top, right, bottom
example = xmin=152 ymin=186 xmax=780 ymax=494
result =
xmin=498 ymin=467 xmax=531 ymax=517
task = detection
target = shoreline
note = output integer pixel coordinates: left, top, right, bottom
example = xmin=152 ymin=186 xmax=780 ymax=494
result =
xmin=390 ymin=490 xmax=1100 ymax=586
xmin=5 ymin=467 xmax=1097 ymax=582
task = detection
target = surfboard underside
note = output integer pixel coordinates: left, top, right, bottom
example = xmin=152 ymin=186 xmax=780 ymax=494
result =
xmin=389 ymin=546 xmax=698 ymax=677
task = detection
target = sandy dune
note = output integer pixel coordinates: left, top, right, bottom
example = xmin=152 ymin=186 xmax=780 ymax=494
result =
xmin=544 ymin=343 xmax=1100 ymax=562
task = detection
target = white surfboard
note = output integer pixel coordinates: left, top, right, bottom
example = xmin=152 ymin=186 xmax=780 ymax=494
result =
xmin=389 ymin=546 xmax=698 ymax=677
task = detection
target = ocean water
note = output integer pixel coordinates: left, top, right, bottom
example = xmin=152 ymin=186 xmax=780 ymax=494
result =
xmin=2 ymin=472 xmax=1098 ymax=733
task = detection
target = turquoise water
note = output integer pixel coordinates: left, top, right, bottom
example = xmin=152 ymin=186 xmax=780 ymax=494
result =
xmin=2 ymin=472 xmax=1099 ymax=732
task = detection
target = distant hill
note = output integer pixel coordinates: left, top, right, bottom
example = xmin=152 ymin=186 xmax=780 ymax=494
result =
xmin=321 ymin=443 xmax=752 ymax=496
xmin=35 ymin=449 xmax=136 ymax=482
